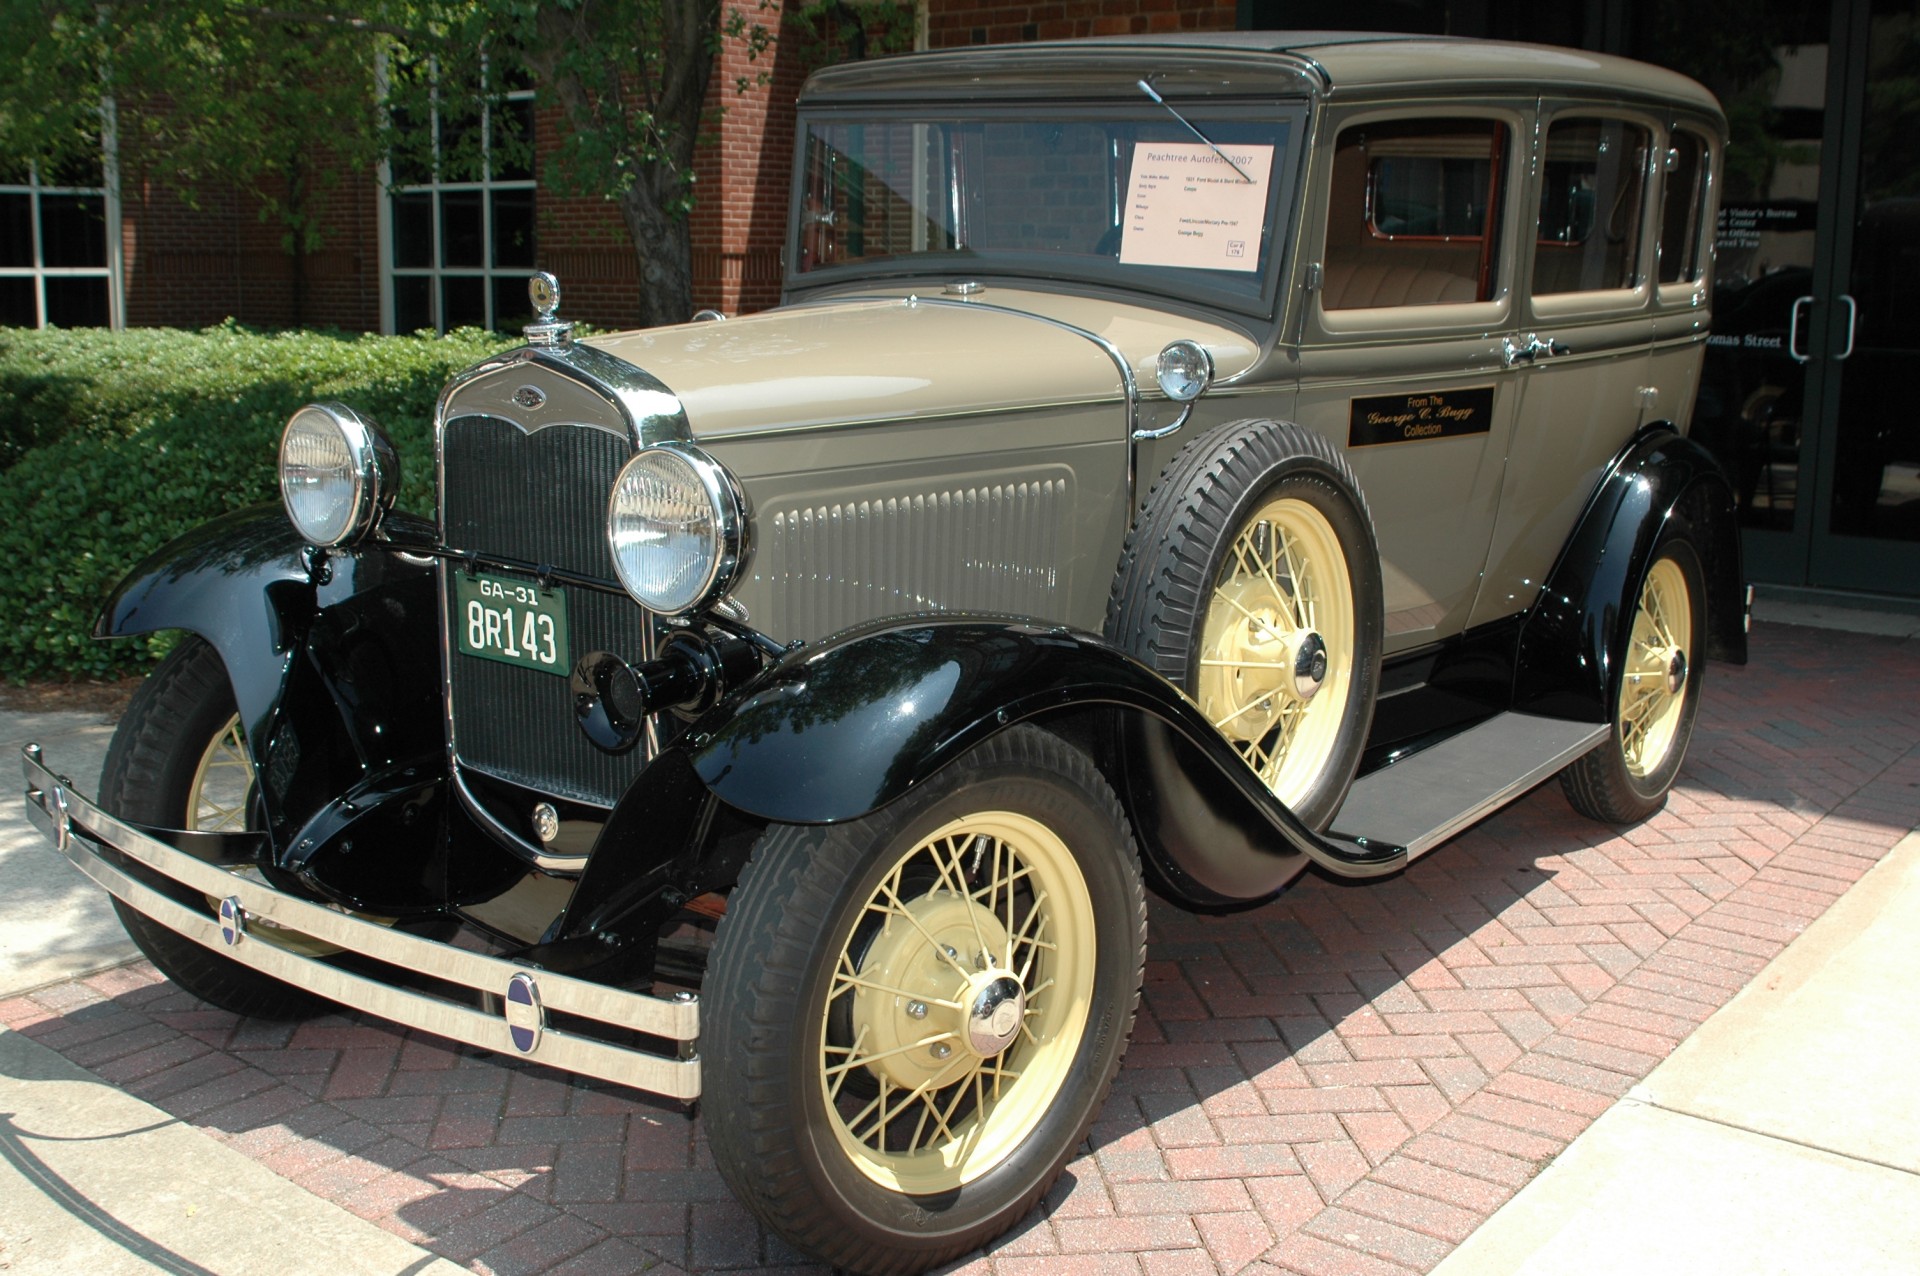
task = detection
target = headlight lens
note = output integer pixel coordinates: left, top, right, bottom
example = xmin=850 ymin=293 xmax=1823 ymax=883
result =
xmin=278 ymin=403 xmax=398 ymax=547
xmin=607 ymin=443 xmax=748 ymax=615
xmin=1156 ymin=340 xmax=1214 ymax=402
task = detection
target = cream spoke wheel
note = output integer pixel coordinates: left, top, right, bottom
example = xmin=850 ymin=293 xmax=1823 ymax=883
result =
xmin=1560 ymin=543 xmax=1706 ymax=826
xmin=1195 ymin=495 xmax=1356 ymax=808
xmin=704 ymin=727 xmax=1145 ymax=1272
xmin=822 ymin=809 xmax=1095 ymax=1192
xmin=1617 ymin=556 xmax=1694 ymax=778
xmin=187 ymin=715 xmax=254 ymax=832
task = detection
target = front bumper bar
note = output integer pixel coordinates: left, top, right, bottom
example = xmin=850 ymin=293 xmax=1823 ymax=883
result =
xmin=20 ymin=743 xmax=701 ymax=1102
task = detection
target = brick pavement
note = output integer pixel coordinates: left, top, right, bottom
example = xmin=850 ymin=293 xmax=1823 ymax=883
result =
xmin=5 ymin=618 xmax=1918 ymax=1276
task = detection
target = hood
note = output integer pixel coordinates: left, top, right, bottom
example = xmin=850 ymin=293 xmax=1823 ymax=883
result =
xmin=584 ymin=291 xmax=1260 ymax=440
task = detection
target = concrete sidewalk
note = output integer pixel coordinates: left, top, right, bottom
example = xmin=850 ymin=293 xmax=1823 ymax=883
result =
xmin=1 ymin=705 xmax=464 ymax=1274
xmin=1431 ymin=828 xmax=1920 ymax=1275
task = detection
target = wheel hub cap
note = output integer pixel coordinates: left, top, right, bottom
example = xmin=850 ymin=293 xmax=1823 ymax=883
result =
xmin=849 ymin=890 xmax=1016 ymax=1089
xmin=1292 ymin=632 xmax=1328 ymax=701
xmin=964 ymin=974 xmax=1026 ymax=1057
xmin=1666 ymin=650 xmax=1688 ymax=696
xmin=1200 ymin=579 xmax=1328 ymax=743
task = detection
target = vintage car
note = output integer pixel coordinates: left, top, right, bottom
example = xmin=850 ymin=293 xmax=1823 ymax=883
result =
xmin=23 ymin=31 xmax=1746 ymax=1275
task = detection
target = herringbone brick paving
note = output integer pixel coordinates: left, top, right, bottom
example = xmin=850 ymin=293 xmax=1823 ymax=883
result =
xmin=5 ymin=619 xmax=1918 ymax=1275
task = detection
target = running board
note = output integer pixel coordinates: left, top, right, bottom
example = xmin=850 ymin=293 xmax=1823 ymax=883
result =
xmin=1330 ymin=713 xmax=1607 ymax=862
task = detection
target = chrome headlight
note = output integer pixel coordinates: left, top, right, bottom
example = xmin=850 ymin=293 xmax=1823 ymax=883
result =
xmin=1156 ymin=340 xmax=1214 ymax=402
xmin=278 ymin=403 xmax=399 ymax=547
xmin=607 ymin=443 xmax=749 ymax=616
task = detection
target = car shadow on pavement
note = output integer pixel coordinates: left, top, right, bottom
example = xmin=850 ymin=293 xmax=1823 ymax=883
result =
xmin=3 ymin=621 xmax=1916 ymax=1274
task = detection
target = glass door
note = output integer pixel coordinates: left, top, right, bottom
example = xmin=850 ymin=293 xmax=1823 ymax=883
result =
xmin=1807 ymin=0 xmax=1920 ymax=591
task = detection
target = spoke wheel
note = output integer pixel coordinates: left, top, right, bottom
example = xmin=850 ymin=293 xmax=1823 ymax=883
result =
xmin=1108 ymin=418 xmax=1383 ymax=831
xmin=100 ymin=637 xmax=322 ymax=1019
xmin=823 ymin=809 xmax=1094 ymax=1194
xmin=1618 ymin=556 xmax=1692 ymax=778
xmin=1561 ymin=540 xmax=1706 ymax=824
xmin=1196 ymin=496 xmax=1357 ymax=809
xmin=188 ymin=714 xmax=253 ymax=831
xmin=704 ymin=727 xmax=1145 ymax=1275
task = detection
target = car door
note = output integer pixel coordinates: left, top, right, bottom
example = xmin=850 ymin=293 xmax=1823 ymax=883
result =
xmin=1289 ymin=102 xmax=1531 ymax=654
xmin=1467 ymin=103 xmax=1663 ymax=630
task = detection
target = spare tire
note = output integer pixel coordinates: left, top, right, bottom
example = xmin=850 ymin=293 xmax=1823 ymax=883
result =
xmin=1107 ymin=418 xmax=1384 ymax=830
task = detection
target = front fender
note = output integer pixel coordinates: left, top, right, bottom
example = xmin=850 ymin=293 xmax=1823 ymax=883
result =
xmin=686 ymin=618 xmax=1404 ymax=888
xmin=1516 ymin=426 xmax=1748 ymax=722
xmin=98 ymin=505 xmax=315 ymax=748
xmin=97 ymin=505 xmax=463 ymax=909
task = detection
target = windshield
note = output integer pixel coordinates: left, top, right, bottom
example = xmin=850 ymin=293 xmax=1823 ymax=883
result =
xmin=791 ymin=106 xmax=1301 ymax=313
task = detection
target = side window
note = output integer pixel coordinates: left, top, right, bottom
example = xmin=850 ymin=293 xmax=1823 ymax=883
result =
xmin=1533 ymin=118 xmax=1651 ymax=295
xmin=1658 ymin=129 xmax=1710 ymax=285
xmin=1323 ymin=118 xmax=1507 ymax=311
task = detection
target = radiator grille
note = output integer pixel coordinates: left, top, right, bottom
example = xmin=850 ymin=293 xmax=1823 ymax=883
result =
xmin=756 ymin=480 xmax=1068 ymax=640
xmin=441 ymin=414 xmax=651 ymax=806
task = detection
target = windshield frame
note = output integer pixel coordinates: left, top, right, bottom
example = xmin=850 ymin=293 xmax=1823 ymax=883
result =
xmin=784 ymin=98 xmax=1312 ymax=321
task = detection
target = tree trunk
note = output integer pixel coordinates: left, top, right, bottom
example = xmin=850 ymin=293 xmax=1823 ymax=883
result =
xmin=616 ymin=185 xmax=696 ymax=329
xmin=529 ymin=0 xmax=720 ymax=330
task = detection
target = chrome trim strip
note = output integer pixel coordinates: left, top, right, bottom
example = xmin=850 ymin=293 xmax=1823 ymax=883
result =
xmin=22 ymin=744 xmax=698 ymax=1101
xmin=452 ymin=766 xmax=593 ymax=874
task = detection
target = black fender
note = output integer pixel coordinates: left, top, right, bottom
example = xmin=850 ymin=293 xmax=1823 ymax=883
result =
xmin=1515 ymin=425 xmax=1748 ymax=723
xmin=95 ymin=505 xmax=484 ymax=910
xmin=554 ymin=617 xmax=1407 ymax=942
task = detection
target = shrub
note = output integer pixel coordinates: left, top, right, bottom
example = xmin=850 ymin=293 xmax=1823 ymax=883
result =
xmin=0 ymin=323 xmax=514 ymax=682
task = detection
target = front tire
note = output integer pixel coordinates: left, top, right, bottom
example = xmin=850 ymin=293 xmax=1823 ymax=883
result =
xmin=1560 ymin=539 xmax=1707 ymax=823
xmin=100 ymin=636 xmax=321 ymax=1020
xmin=703 ymin=726 xmax=1146 ymax=1275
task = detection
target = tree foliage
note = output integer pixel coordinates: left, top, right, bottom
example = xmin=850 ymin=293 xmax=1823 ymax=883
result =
xmin=0 ymin=1 xmax=778 ymax=326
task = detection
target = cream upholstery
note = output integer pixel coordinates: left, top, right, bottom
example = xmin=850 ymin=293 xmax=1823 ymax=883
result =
xmin=1321 ymin=245 xmax=1479 ymax=310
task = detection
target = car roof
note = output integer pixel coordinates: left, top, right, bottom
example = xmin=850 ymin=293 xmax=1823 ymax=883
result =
xmin=801 ymin=31 xmax=1722 ymax=120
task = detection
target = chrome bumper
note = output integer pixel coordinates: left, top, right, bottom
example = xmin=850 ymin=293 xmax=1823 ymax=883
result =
xmin=19 ymin=743 xmax=701 ymax=1102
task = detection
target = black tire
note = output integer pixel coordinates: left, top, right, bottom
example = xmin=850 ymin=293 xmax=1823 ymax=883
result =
xmin=1106 ymin=418 xmax=1384 ymax=830
xmin=703 ymin=726 xmax=1146 ymax=1275
xmin=1560 ymin=538 xmax=1707 ymax=824
xmin=100 ymin=636 xmax=322 ymax=1020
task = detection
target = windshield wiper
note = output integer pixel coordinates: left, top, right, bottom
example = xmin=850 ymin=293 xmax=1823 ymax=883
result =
xmin=1136 ymin=80 xmax=1255 ymax=183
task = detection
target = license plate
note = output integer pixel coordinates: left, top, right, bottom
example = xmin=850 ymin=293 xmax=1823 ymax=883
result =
xmin=455 ymin=572 xmax=570 ymax=676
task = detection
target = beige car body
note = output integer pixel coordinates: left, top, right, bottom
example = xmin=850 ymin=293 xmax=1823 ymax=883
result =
xmin=542 ymin=33 xmax=1726 ymax=660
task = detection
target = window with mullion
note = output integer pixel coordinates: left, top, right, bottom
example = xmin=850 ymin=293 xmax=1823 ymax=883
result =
xmin=388 ymin=74 xmax=536 ymax=336
xmin=0 ymin=161 xmax=113 ymax=328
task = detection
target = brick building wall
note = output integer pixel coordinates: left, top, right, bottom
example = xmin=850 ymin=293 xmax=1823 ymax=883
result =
xmin=927 ymin=0 xmax=1237 ymax=45
xmin=121 ymin=164 xmax=382 ymax=331
xmin=113 ymin=1 xmax=1242 ymax=332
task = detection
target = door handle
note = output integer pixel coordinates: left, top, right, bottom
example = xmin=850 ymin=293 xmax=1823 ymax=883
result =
xmin=1788 ymin=294 xmax=1814 ymax=363
xmin=1836 ymin=294 xmax=1857 ymax=361
xmin=1501 ymin=334 xmax=1572 ymax=367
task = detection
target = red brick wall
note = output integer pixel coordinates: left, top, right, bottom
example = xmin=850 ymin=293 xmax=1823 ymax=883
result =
xmin=122 ymin=164 xmax=380 ymax=331
xmin=927 ymin=0 xmax=1238 ymax=46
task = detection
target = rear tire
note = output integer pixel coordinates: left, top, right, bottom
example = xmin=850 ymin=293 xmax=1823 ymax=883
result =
xmin=1560 ymin=539 xmax=1706 ymax=824
xmin=100 ymin=637 xmax=321 ymax=1020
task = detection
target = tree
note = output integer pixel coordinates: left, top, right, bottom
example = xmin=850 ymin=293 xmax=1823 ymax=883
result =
xmin=0 ymin=1 xmax=773 ymax=328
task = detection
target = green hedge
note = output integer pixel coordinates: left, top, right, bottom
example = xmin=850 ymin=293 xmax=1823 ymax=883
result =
xmin=0 ymin=323 xmax=515 ymax=682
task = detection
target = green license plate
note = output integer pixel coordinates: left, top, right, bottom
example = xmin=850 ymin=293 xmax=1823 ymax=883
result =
xmin=455 ymin=572 xmax=570 ymax=676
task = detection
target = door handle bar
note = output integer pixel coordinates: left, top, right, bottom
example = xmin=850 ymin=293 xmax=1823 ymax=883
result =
xmin=1787 ymin=294 xmax=1814 ymax=364
xmin=1836 ymin=294 xmax=1857 ymax=361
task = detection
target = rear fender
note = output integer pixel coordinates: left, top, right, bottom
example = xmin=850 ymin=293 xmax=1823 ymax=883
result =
xmin=1515 ymin=426 xmax=1748 ymax=722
